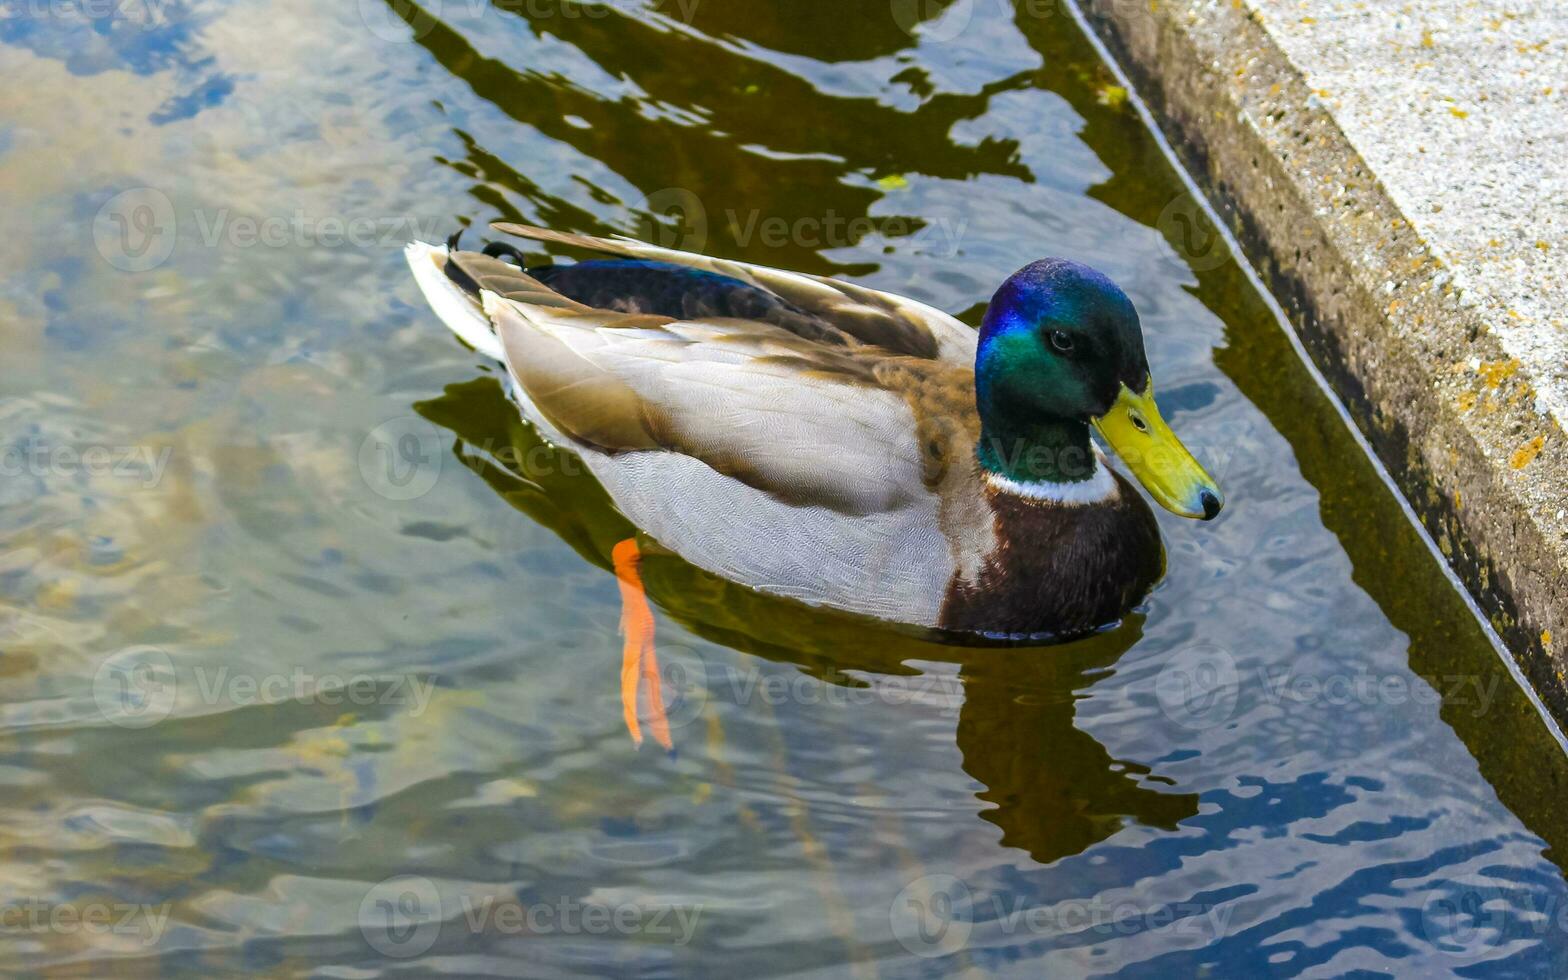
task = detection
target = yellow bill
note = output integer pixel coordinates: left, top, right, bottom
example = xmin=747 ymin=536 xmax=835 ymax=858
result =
xmin=1092 ymin=383 xmax=1223 ymax=520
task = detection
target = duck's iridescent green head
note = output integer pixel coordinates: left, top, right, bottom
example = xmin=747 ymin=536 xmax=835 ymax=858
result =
xmin=976 ymin=259 xmax=1223 ymax=520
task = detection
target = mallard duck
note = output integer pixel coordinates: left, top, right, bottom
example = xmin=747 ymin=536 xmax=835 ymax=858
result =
xmin=406 ymin=224 xmax=1221 ymax=744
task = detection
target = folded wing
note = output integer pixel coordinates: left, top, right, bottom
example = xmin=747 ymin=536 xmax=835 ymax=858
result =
xmin=490 ymin=222 xmax=979 ymax=363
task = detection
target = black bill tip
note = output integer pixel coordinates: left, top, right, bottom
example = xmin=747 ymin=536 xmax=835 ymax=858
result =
xmin=1199 ymin=489 xmax=1222 ymax=521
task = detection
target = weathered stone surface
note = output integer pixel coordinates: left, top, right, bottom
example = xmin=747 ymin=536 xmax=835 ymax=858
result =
xmin=1077 ymin=0 xmax=1567 ymax=720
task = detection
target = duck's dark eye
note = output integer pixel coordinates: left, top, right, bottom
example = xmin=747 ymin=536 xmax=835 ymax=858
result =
xmin=1049 ymin=330 xmax=1074 ymax=353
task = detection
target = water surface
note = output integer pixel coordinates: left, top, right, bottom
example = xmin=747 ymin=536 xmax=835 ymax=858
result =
xmin=3 ymin=0 xmax=1568 ymax=976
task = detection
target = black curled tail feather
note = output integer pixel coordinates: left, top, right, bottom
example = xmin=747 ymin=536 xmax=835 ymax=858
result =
xmin=442 ymin=231 xmax=480 ymax=295
xmin=443 ymin=232 xmax=549 ymax=299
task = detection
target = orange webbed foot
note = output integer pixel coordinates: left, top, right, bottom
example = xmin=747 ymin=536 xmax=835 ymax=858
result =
xmin=612 ymin=538 xmax=672 ymax=750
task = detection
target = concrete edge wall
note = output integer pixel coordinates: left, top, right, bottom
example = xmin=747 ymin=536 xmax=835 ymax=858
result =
xmin=1074 ymin=0 xmax=1568 ymax=722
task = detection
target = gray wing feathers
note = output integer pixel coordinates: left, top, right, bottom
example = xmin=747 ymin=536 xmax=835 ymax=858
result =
xmin=490 ymin=222 xmax=979 ymax=363
xmin=485 ymin=294 xmax=932 ymax=516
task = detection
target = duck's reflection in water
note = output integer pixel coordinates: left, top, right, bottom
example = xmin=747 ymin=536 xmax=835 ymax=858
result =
xmin=420 ymin=377 xmax=1197 ymax=866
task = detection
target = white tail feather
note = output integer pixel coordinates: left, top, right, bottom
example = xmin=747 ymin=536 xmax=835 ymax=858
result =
xmin=404 ymin=241 xmax=506 ymax=361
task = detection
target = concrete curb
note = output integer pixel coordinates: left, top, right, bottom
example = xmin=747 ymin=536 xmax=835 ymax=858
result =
xmin=1074 ymin=0 xmax=1567 ymax=721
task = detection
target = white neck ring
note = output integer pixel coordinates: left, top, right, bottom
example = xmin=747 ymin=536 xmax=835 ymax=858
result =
xmin=983 ymin=457 xmax=1119 ymax=505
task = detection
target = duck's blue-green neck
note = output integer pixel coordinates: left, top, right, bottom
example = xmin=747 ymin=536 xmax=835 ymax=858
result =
xmin=976 ymin=415 xmax=1096 ymax=484
xmin=975 ymin=298 xmax=1099 ymax=485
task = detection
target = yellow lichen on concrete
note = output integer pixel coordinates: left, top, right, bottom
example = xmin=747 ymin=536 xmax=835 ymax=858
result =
xmin=1509 ymin=435 xmax=1545 ymax=470
xmin=1477 ymin=358 xmax=1520 ymax=388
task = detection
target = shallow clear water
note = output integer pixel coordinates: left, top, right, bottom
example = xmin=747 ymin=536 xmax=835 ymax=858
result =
xmin=3 ymin=0 xmax=1568 ymax=976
